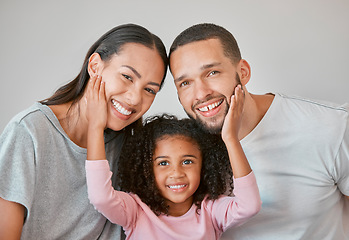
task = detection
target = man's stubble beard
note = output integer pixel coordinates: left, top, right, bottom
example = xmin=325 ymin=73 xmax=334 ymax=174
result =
xmin=186 ymin=100 xmax=229 ymax=135
xmin=186 ymin=73 xmax=241 ymax=134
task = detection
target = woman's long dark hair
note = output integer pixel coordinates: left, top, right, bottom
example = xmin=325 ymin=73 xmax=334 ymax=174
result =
xmin=40 ymin=23 xmax=168 ymax=133
xmin=117 ymin=114 xmax=233 ymax=215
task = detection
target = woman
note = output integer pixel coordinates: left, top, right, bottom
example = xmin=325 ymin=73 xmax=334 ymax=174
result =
xmin=0 ymin=23 xmax=168 ymax=239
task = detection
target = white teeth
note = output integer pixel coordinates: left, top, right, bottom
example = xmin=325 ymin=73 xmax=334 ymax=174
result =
xmin=168 ymin=184 xmax=186 ymax=189
xmin=111 ymin=100 xmax=132 ymax=116
xmin=198 ymin=99 xmax=223 ymax=112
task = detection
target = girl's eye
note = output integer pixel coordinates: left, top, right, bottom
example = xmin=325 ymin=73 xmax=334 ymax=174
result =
xmin=145 ymin=87 xmax=156 ymax=95
xmin=183 ymin=159 xmax=193 ymax=165
xmin=179 ymin=81 xmax=189 ymax=87
xmin=159 ymin=161 xmax=169 ymax=166
xmin=122 ymin=74 xmax=133 ymax=82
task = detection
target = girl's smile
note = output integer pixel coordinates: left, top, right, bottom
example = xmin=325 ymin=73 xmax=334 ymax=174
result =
xmin=153 ymin=135 xmax=202 ymax=216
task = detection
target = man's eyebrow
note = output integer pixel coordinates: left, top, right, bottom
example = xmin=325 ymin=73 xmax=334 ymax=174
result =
xmin=174 ymin=62 xmax=221 ymax=83
xmin=200 ymin=62 xmax=221 ymax=70
xmin=122 ymin=65 xmax=141 ymax=78
xmin=174 ymin=75 xmax=187 ymax=83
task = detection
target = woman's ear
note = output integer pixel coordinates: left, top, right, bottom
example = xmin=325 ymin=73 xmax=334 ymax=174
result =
xmin=237 ymin=59 xmax=251 ymax=86
xmin=87 ymin=53 xmax=103 ymax=77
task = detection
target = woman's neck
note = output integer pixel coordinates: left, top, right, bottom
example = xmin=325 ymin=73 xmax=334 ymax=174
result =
xmin=49 ymin=100 xmax=89 ymax=148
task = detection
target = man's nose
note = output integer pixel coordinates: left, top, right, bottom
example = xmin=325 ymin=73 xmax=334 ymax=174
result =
xmin=195 ymin=79 xmax=213 ymax=100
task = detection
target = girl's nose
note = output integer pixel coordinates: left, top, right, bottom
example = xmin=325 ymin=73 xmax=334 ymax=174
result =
xmin=170 ymin=165 xmax=185 ymax=178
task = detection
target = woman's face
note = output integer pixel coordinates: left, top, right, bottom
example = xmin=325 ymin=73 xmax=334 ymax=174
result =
xmin=95 ymin=43 xmax=165 ymax=131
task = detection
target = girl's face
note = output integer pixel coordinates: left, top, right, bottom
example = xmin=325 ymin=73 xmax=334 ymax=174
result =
xmin=153 ymin=135 xmax=202 ymax=216
xmin=92 ymin=43 xmax=165 ymax=131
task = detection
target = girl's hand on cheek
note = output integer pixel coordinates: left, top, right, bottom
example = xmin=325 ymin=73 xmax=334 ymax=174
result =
xmin=86 ymin=75 xmax=108 ymax=130
xmin=221 ymin=84 xmax=244 ymax=143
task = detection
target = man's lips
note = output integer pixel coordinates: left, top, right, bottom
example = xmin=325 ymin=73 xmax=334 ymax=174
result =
xmin=193 ymin=98 xmax=224 ymax=118
xmin=197 ymin=99 xmax=224 ymax=112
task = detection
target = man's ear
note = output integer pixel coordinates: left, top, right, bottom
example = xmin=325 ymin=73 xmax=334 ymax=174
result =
xmin=87 ymin=53 xmax=103 ymax=77
xmin=237 ymin=59 xmax=251 ymax=86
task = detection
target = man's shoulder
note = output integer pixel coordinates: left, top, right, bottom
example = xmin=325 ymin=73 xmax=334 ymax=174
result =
xmin=276 ymin=93 xmax=348 ymax=115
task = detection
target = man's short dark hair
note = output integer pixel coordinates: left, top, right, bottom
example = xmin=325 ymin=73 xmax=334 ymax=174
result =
xmin=169 ymin=23 xmax=242 ymax=64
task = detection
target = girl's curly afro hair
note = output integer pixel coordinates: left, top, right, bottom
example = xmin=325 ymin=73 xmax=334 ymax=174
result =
xmin=116 ymin=114 xmax=233 ymax=215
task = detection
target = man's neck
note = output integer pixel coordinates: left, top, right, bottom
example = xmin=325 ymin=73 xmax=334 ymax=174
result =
xmin=238 ymin=93 xmax=274 ymax=140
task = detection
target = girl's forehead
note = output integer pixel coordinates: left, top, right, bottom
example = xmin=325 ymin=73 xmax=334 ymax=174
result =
xmin=156 ymin=134 xmax=197 ymax=144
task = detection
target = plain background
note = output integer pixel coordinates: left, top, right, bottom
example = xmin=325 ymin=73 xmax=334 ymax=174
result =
xmin=1 ymin=0 xmax=348 ymax=133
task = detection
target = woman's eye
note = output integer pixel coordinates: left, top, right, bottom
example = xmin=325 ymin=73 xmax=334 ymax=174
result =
xmin=122 ymin=74 xmax=133 ymax=82
xmin=183 ymin=159 xmax=193 ymax=165
xmin=145 ymin=88 xmax=156 ymax=95
xmin=179 ymin=81 xmax=189 ymax=87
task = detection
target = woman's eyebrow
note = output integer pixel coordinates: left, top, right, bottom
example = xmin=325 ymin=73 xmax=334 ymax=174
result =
xmin=122 ymin=65 xmax=141 ymax=78
xmin=122 ymin=65 xmax=160 ymax=87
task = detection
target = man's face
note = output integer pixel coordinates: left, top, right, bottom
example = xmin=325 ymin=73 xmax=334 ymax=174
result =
xmin=170 ymin=38 xmax=241 ymax=134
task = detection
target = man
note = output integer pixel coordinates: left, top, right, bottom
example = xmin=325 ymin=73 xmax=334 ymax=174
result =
xmin=169 ymin=23 xmax=349 ymax=239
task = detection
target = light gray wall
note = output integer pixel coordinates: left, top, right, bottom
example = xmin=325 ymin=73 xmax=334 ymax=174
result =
xmin=1 ymin=0 xmax=348 ymax=133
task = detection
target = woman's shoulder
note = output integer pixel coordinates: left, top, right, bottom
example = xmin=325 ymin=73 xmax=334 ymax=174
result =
xmin=1 ymin=102 xmax=63 ymax=139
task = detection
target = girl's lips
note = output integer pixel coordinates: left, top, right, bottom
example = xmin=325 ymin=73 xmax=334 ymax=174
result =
xmin=167 ymin=184 xmax=188 ymax=192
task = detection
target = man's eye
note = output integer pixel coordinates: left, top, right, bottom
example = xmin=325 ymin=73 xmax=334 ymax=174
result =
xmin=183 ymin=159 xmax=193 ymax=165
xmin=122 ymin=74 xmax=133 ymax=82
xmin=208 ymin=71 xmax=219 ymax=76
xmin=179 ymin=81 xmax=189 ymax=87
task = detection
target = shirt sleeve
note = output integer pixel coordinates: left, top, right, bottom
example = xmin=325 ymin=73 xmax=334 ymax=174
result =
xmin=210 ymin=171 xmax=262 ymax=232
xmin=334 ymin=104 xmax=349 ymax=196
xmin=0 ymin=120 xmax=36 ymax=219
xmin=85 ymin=160 xmax=139 ymax=228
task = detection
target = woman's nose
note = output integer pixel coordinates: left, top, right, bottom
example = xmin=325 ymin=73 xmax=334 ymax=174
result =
xmin=125 ymin=87 xmax=142 ymax=106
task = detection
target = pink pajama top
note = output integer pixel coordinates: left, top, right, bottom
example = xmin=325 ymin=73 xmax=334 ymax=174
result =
xmin=86 ymin=160 xmax=261 ymax=240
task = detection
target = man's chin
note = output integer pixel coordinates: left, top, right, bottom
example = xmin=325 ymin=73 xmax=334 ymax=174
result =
xmin=187 ymin=113 xmax=224 ymax=135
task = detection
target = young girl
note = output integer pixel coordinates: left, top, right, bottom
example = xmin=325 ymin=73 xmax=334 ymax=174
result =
xmin=85 ymin=78 xmax=261 ymax=239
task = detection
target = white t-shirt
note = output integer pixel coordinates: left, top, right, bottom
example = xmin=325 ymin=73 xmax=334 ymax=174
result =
xmin=221 ymin=93 xmax=349 ymax=240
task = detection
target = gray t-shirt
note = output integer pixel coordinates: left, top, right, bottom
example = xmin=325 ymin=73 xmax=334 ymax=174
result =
xmin=221 ymin=93 xmax=349 ymax=240
xmin=0 ymin=102 xmax=124 ymax=239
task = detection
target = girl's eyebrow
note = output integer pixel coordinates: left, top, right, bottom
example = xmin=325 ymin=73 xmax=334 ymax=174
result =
xmin=182 ymin=155 xmax=197 ymax=159
xmin=154 ymin=155 xmax=198 ymax=161
xmin=154 ymin=156 xmax=169 ymax=161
